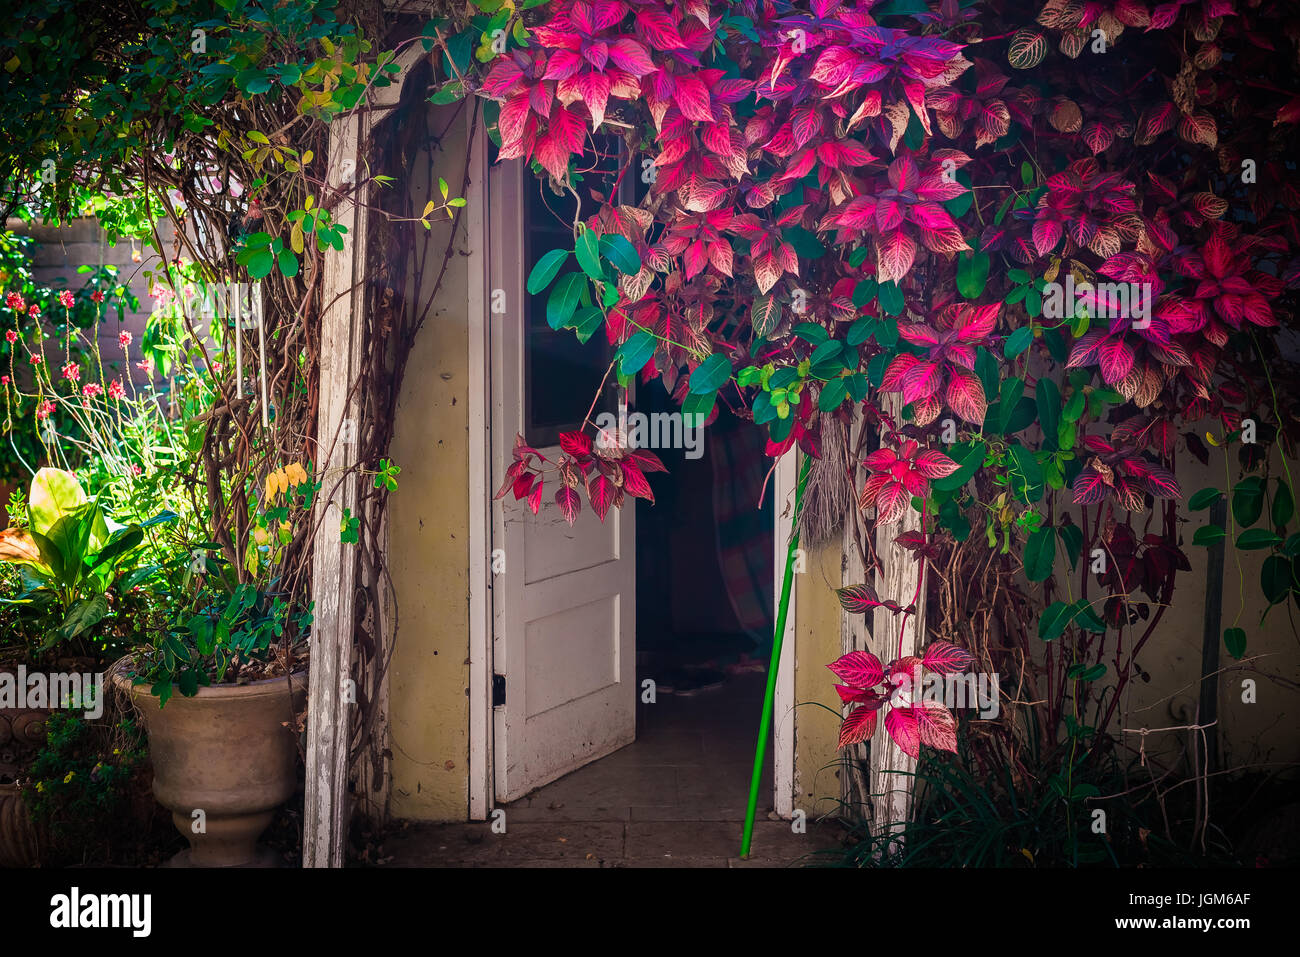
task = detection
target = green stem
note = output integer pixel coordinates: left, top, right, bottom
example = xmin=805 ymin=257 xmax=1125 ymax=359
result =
xmin=740 ymin=453 xmax=811 ymax=858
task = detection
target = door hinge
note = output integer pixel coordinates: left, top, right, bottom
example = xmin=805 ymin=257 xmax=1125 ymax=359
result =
xmin=492 ymin=673 xmax=506 ymax=707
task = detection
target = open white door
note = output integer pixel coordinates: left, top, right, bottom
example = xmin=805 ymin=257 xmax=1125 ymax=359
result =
xmin=488 ymin=154 xmax=637 ymax=803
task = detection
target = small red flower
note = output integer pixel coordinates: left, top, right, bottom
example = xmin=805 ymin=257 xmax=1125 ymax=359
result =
xmin=58 ymin=291 xmax=74 ymax=309
xmin=36 ymin=400 xmax=54 ymax=420
xmin=4 ymin=330 xmax=16 ymax=344
xmin=5 ymin=293 xmax=23 ymax=311
xmin=82 ymin=382 xmax=103 ymax=398
xmin=61 ymin=362 xmax=80 ymax=382
xmin=118 ymin=331 xmax=132 ymax=348
xmin=27 ymin=304 xmax=40 ymax=318
xmin=90 ymin=290 xmax=104 ymax=304
xmin=108 ymin=379 xmax=125 ymax=400
xmin=29 ymin=354 xmax=42 ymax=365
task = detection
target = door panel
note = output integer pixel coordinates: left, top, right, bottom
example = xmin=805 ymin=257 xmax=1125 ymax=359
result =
xmin=489 ymin=155 xmax=636 ymax=802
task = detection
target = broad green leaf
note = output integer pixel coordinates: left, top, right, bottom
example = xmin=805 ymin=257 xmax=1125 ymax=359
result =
xmin=1192 ymin=524 xmax=1226 ymax=546
xmin=599 ymin=234 xmax=641 ymax=275
xmin=1188 ymin=488 xmax=1223 ymax=511
xmin=956 ymin=250 xmax=990 ymax=299
xmin=1261 ymin=556 xmax=1292 ymax=605
xmin=617 ymin=330 xmax=656 ymax=376
xmin=1024 ymin=525 xmax=1056 ymax=582
xmin=1223 ymin=627 xmax=1246 ymax=660
xmin=28 ymin=467 xmax=87 ymax=538
xmin=545 ymin=273 xmax=586 ymax=329
xmin=931 ymin=441 xmax=986 ymax=492
xmin=690 ymin=353 xmax=732 ymax=394
xmin=1235 ymin=528 xmax=1282 ymax=550
xmin=1004 ymin=325 xmax=1033 ymax=359
xmin=576 ymin=229 xmax=603 ymax=280
xmin=527 ymin=249 xmax=569 ymax=294
xmin=1232 ymin=477 xmax=1264 ymax=528
xmin=1273 ymin=480 xmax=1295 ymax=527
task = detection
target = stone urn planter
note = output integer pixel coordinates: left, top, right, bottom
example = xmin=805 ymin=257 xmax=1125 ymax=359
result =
xmin=115 ymin=668 xmax=306 ymax=867
xmin=0 ymin=669 xmax=49 ymax=867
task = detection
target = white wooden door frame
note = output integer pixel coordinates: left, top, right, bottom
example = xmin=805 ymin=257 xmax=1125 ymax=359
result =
xmin=466 ymin=141 xmax=797 ymax=811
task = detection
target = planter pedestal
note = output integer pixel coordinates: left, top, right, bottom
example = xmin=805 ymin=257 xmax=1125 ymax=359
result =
xmin=117 ymin=669 xmax=306 ymax=868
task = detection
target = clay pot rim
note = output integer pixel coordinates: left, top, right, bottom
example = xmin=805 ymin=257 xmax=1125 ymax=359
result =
xmin=111 ymin=661 xmax=307 ymax=703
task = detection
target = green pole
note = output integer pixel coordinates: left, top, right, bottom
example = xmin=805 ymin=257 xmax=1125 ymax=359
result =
xmin=740 ymin=454 xmax=811 ymax=858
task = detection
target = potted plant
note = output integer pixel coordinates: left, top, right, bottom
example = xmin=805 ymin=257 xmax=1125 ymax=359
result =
xmin=114 ymin=460 xmax=313 ymax=867
xmin=0 ymin=467 xmax=165 ymax=866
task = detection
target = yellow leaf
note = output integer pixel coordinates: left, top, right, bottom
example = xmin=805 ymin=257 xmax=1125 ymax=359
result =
xmin=290 ymin=224 xmax=304 ymax=255
xmin=1205 ymin=431 xmax=1220 ymax=447
xmin=301 ymin=150 xmax=314 ymax=165
xmin=4 ymin=56 xmax=20 ymax=73
xmin=421 ymin=200 xmax=436 ymax=220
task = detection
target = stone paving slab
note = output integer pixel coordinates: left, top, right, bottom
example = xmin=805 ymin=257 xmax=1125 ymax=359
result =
xmin=374 ymin=818 xmax=841 ymax=868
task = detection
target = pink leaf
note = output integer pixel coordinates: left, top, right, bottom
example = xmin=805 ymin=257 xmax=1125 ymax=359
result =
xmin=874 ymin=480 xmax=911 ymax=524
xmin=884 ymin=706 xmax=922 ymax=758
xmin=921 ymin=640 xmax=974 ymax=675
xmin=946 ymin=366 xmax=987 ymax=425
xmin=838 ymin=705 xmax=879 ymax=749
xmin=836 ymin=583 xmax=884 ymax=615
xmin=913 ymin=449 xmax=961 ymax=480
xmin=827 ymin=650 xmax=885 ymax=690
xmin=554 ymin=485 xmax=581 ymax=525
xmin=914 ymin=703 xmax=959 ymax=753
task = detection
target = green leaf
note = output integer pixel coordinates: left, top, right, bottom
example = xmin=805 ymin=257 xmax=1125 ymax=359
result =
xmin=1024 ymin=525 xmax=1056 ymax=582
xmin=58 ymin=594 xmax=109 ymax=641
xmin=1192 ymin=524 xmax=1226 ymax=546
xmin=1261 ymin=556 xmax=1292 ymax=605
xmin=682 ymin=390 xmax=716 ymax=419
xmin=877 ymin=280 xmax=904 ymax=317
xmin=956 ymin=250 xmax=990 ymax=299
xmin=818 ymin=376 xmax=848 ymax=411
xmin=527 ymin=249 xmax=569 ymax=294
xmin=1066 ymin=663 xmax=1106 ymax=682
xmin=792 ymin=322 xmax=829 ymax=344
xmin=1036 ymin=377 xmax=1061 ymax=451
xmin=27 ymin=468 xmax=87 ymax=539
xmin=690 ymin=353 xmax=732 ymax=394
xmin=1223 ymin=627 xmax=1246 ymax=660
xmin=617 ymin=330 xmax=656 ymax=377
xmin=1189 ymin=488 xmax=1223 ymax=511
xmin=931 ymin=441 xmax=986 ymax=492
xmin=277 ymin=248 xmax=299 ymax=278
xmin=243 ymin=247 xmax=274 ymax=280
xmin=1004 ymin=325 xmax=1033 ymax=359
xmin=1038 ymin=601 xmax=1072 ymax=641
xmin=1058 ymin=522 xmax=1083 ymax=569
xmin=1232 ymin=477 xmax=1265 ymax=528
xmin=576 ymin=229 xmax=603 ymax=280
xmin=1062 ymin=389 xmax=1085 ymax=423
xmin=545 ymin=273 xmax=585 ymax=330
xmin=599 ymin=234 xmax=641 ymax=275
xmin=571 ymin=307 xmax=604 ymax=344
xmin=1235 ymin=528 xmax=1282 ymax=550
xmin=1273 ymin=480 xmax=1294 ymax=528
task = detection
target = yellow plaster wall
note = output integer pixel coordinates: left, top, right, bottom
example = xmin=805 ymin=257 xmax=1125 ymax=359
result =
xmin=386 ymin=105 xmax=473 ymax=820
xmin=793 ymin=536 xmax=846 ymax=817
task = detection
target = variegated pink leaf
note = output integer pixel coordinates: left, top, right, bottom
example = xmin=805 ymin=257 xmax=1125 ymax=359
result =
xmin=827 ymin=650 xmax=885 ymax=690
xmin=913 ymin=449 xmax=961 ymax=479
xmin=837 ymin=705 xmax=879 ymax=749
xmin=884 ymin=705 xmax=922 ymax=758
xmin=921 ymin=640 xmax=974 ymax=675
xmin=836 ymin=582 xmax=884 ymax=615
